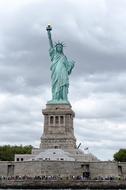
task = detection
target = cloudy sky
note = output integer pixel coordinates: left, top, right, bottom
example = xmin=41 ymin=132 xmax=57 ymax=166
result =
xmin=0 ymin=0 xmax=126 ymax=160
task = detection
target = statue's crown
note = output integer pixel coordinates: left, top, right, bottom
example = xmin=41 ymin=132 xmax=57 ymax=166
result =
xmin=55 ymin=41 xmax=65 ymax=47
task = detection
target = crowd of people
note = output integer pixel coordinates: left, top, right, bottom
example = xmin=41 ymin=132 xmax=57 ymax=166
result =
xmin=0 ymin=175 xmax=124 ymax=181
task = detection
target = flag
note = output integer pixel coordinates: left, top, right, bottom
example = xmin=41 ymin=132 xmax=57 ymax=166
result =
xmin=84 ymin=147 xmax=88 ymax=150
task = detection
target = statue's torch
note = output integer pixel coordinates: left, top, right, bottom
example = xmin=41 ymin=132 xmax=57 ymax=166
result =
xmin=46 ymin=24 xmax=52 ymax=31
xmin=46 ymin=24 xmax=53 ymax=48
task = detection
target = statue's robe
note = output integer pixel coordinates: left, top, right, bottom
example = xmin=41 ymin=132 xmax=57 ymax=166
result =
xmin=49 ymin=47 xmax=74 ymax=102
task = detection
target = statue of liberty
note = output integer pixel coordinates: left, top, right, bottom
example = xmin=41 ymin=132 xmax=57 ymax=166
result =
xmin=46 ymin=25 xmax=75 ymax=104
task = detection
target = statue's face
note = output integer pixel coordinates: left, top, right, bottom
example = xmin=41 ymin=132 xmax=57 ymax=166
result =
xmin=56 ymin=44 xmax=63 ymax=53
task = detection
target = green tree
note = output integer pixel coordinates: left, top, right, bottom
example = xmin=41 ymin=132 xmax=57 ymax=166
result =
xmin=0 ymin=145 xmax=32 ymax=161
xmin=114 ymin=149 xmax=126 ymax=162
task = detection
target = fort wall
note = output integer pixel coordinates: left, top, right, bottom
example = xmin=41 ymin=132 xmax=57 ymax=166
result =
xmin=0 ymin=160 xmax=126 ymax=179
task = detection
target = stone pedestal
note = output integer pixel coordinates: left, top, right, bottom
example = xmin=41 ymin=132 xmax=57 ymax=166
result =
xmin=40 ymin=104 xmax=76 ymax=150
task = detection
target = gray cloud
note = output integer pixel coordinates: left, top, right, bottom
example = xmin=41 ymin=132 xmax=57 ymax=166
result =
xmin=0 ymin=0 xmax=126 ymax=160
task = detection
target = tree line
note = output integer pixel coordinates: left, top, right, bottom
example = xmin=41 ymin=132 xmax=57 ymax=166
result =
xmin=0 ymin=145 xmax=126 ymax=162
xmin=0 ymin=145 xmax=32 ymax=161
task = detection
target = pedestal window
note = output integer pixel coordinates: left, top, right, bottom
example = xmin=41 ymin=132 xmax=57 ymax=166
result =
xmin=60 ymin=116 xmax=64 ymax=124
xmin=55 ymin=116 xmax=59 ymax=124
xmin=50 ymin=116 xmax=54 ymax=124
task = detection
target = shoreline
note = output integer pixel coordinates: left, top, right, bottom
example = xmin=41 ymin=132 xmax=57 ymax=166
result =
xmin=0 ymin=179 xmax=126 ymax=189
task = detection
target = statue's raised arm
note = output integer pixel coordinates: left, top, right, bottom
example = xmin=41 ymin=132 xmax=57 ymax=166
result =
xmin=46 ymin=25 xmax=53 ymax=48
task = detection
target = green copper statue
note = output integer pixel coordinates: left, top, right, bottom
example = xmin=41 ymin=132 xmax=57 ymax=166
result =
xmin=46 ymin=25 xmax=75 ymax=104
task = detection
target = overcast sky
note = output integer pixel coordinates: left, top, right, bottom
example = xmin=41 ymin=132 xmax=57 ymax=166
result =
xmin=0 ymin=0 xmax=126 ymax=160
